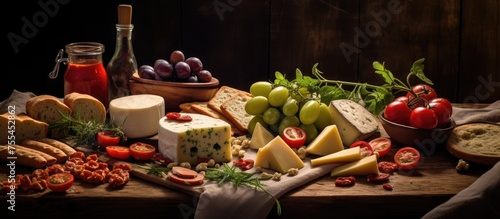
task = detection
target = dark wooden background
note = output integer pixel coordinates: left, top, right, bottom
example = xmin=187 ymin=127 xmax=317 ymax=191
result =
xmin=3 ymin=0 xmax=499 ymax=104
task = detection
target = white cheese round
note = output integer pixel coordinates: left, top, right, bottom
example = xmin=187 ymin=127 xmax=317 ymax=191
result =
xmin=109 ymin=94 xmax=165 ymax=138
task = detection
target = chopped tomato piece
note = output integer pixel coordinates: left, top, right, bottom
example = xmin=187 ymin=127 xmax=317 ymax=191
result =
xmin=349 ymin=141 xmax=373 ymax=158
xmin=129 ymin=142 xmax=156 ymax=160
xmin=106 ymin=146 xmax=131 ymax=160
xmin=47 ymin=173 xmax=74 ymax=192
xmin=368 ymin=137 xmax=392 ymax=157
xmin=394 ymin=147 xmax=421 ymax=170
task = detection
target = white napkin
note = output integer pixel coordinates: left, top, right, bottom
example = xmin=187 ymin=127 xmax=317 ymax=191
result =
xmin=194 ymin=150 xmax=337 ymax=219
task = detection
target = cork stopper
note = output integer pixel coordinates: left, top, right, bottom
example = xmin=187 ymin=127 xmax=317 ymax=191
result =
xmin=118 ymin=4 xmax=132 ymax=25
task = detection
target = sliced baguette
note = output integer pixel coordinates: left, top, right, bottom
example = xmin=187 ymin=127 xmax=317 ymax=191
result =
xmin=21 ymin=139 xmax=68 ymax=163
xmin=12 ymin=145 xmax=57 ymax=165
xmin=37 ymin=138 xmax=76 ymax=156
xmin=220 ymin=94 xmax=254 ymax=134
xmin=64 ymin=92 xmax=106 ymax=123
xmin=0 ymin=113 xmax=48 ymax=145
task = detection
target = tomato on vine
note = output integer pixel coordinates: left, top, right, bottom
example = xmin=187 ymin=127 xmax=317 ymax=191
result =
xmin=406 ymin=84 xmax=437 ymax=101
xmin=410 ymin=107 xmax=438 ymax=129
xmin=384 ymin=100 xmax=412 ymax=126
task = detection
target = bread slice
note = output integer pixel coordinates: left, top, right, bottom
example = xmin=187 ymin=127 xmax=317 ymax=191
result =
xmin=220 ymin=94 xmax=254 ymax=134
xmin=208 ymin=86 xmax=251 ymax=115
xmin=64 ymin=92 xmax=106 ymax=123
xmin=26 ymin=94 xmax=72 ymax=125
xmin=0 ymin=113 xmax=49 ymax=145
xmin=190 ymin=101 xmax=244 ymax=136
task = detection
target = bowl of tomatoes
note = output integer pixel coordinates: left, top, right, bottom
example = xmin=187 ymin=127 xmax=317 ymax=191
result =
xmin=379 ymin=84 xmax=456 ymax=148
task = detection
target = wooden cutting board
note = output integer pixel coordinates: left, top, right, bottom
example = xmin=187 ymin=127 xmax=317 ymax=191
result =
xmin=99 ymin=153 xmax=205 ymax=197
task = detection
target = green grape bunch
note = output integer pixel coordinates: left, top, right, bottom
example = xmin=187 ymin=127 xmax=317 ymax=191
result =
xmin=245 ymin=81 xmax=332 ymax=144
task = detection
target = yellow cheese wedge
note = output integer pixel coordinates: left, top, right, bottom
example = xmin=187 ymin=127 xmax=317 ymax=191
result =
xmin=330 ymin=155 xmax=379 ymax=177
xmin=255 ymin=136 xmax=305 ymax=173
xmin=306 ymin=125 xmax=344 ymax=156
xmin=310 ymin=147 xmax=361 ymax=167
xmin=249 ymin=122 xmax=275 ymax=149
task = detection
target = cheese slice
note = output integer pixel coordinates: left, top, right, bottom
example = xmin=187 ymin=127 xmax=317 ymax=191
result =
xmin=329 ymin=99 xmax=379 ymax=147
xmin=109 ymin=94 xmax=165 ymax=138
xmin=310 ymin=147 xmax=361 ymax=167
xmin=330 ymin=155 xmax=379 ymax=177
xmin=255 ymin=136 xmax=304 ymax=173
xmin=158 ymin=113 xmax=232 ymax=165
xmin=306 ymin=124 xmax=344 ymax=156
xmin=249 ymin=122 xmax=275 ymax=149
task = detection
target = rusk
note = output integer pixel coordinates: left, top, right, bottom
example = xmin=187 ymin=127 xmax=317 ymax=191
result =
xmin=220 ymin=94 xmax=254 ymax=133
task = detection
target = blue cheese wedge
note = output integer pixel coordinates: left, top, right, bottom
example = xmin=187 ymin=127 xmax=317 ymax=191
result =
xmin=329 ymin=99 xmax=379 ymax=146
xmin=158 ymin=113 xmax=232 ymax=165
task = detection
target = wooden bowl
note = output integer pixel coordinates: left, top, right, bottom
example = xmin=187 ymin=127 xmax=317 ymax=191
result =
xmin=129 ymin=73 xmax=219 ymax=112
xmin=379 ymin=111 xmax=456 ymax=149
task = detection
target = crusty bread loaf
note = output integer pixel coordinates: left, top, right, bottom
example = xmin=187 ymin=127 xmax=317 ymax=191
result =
xmin=13 ymin=144 xmax=57 ymax=165
xmin=37 ymin=138 xmax=76 ymax=156
xmin=0 ymin=145 xmax=48 ymax=169
xmin=25 ymin=94 xmax=72 ymax=125
xmin=0 ymin=113 xmax=48 ymax=145
xmin=220 ymin=94 xmax=254 ymax=134
xmin=208 ymin=86 xmax=251 ymax=115
xmin=64 ymin=92 xmax=106 ymax=123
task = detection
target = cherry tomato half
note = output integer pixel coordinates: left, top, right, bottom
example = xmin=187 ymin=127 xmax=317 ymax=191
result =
xmin=106 ymin=146 xmax=131 ymax=160
xmin=129 ymin=142 xmax=156 ymax=160
xmin=368 ymin=137 xmax=392 ymax=157
xmin=97 ymin=131 xmax=121 ymax=147
xmin=394 ymin=147 xmax=421 ymax=170
xmin=282 ymin=126 xmax=307 ymax=149
xmin=410 ymin=107 xmax=438 ymax=129
xmin=47 ymin=172 xmax=74 ymax=192
xmin=349 ymin=141 xmax=373 ymax=158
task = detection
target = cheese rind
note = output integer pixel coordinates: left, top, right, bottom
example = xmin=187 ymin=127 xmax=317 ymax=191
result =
xmin=109 ymin=94 xmax=165 ymax=138
xmin=330 ymin=155 xmax=379 ymax=177
xmin=310 ymin=147 xmax=361 ymax=167
xmin=329 ymin=100 xmax=379 ymax=146
xmin=255 ymin=136 xmax=304 ymax=173
xmin=158 ymin=113 xmax=232 ymax=165
xmin=249 ymin=122 xmax=275 ymax=149
xmin=306 ymin=125 xmax=344 ymax=156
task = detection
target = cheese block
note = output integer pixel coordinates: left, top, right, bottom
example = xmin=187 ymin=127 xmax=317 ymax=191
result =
xmin=249 ymin=122 xmax=274 ymax=149
xmin=109 ymin=94 xmax=165 ymax=138
xmin=158 ymin=113 xmax=232 ymax=165
xmin=330 ymin=155 xmax=379 ymax=177
xmin=310 ymin=147 xmax=361 ymax=167
xmin=306 ymin=124 xmax=344 ymax=156
xmin=329 ymin=99 xmax=379 ymax=146
xmin=255 ymin=136 xmax=304 ymax=173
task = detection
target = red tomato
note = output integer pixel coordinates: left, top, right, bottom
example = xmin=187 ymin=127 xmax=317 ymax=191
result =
xmin=166 ymin=112 xmax=181 ymax=120
xmin=129 ymin=142 xmax=156 ymax=160
xmin=166 ymin=112 xmax=192 ymax=122
xmin=394 ymin=96 xmax=409 ymax=103
xmin=406 ymin=84 xmax=437 ymax=101
xmin=47 ymin=172 xmax=74 ymax=192
xmin=394 ymin=147 xmax=421 ymax=170
xmin=430 ymin=97 xmax=453 ymax=115
xmin=410 ymin=107 xmax=438 ymax=129
xmin=282 ymin=126 xmax=307 ymax=149
xmin=106 ymin=146 xmax=131 ymax=160
xmin=368 ymin=137 xmax=392 ymax=157
xmin=349 ymin=141 xmax=373 ymax=158
xmin=428 ymin=101 xmax=451 ymax=128
xmin=384 ymin=101 xmax=412 ymax=126
xmin=97 ymin=131 xmax=121 ymax=147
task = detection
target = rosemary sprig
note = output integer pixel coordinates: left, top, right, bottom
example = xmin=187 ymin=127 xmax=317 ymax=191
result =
xmin=136 ymin=163 xmax=169 ymax=177
xmin=204 ymin=163 xmax=282 ymax=216
xmin=50 ymin=111 xmax=125 ymax=148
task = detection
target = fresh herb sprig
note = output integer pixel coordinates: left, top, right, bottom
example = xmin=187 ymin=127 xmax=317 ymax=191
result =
xmin=50 ymin=111 xmax=125 ymax=148
xmin=274 ymin=58 xmax=433 ymax=115
xmin=136 ymin=163 xmax=170 ymax=177
xmin=204 ymin=163 xmax=281 ymax=216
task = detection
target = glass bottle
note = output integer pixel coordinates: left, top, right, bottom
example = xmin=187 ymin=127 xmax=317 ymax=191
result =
xmin=49 ymin=42 xmax=109 ymax=108
xmin=106 ymin=24 xmax=138 ymax=103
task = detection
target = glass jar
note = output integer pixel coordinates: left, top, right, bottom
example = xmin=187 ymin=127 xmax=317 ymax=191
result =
xmin=49 ymin=42 xmax=109 ymax=108
xmin=107 ymin=24 xmax=138 ymax=102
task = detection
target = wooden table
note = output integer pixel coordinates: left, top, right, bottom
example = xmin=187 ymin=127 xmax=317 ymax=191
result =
xmin=0 ymin=104 xmax=494 ymax=219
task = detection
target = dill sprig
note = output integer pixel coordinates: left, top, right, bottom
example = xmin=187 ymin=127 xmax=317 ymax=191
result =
xmin=204 ymin=163 xmax=282 ymax=216
xmin=50 ymin=111 xmax=125 ymax=148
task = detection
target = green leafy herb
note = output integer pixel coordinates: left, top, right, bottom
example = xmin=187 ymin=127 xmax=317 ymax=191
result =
xmin=50 ymin=111 xmax=125 ymax=148
xmin=204 ymin=163 xmax=281 ymax=216
xmin=273 ymin=58 xmax=433 ymax=115
xmin=136 ymin=163 xmax=170 ymax=177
